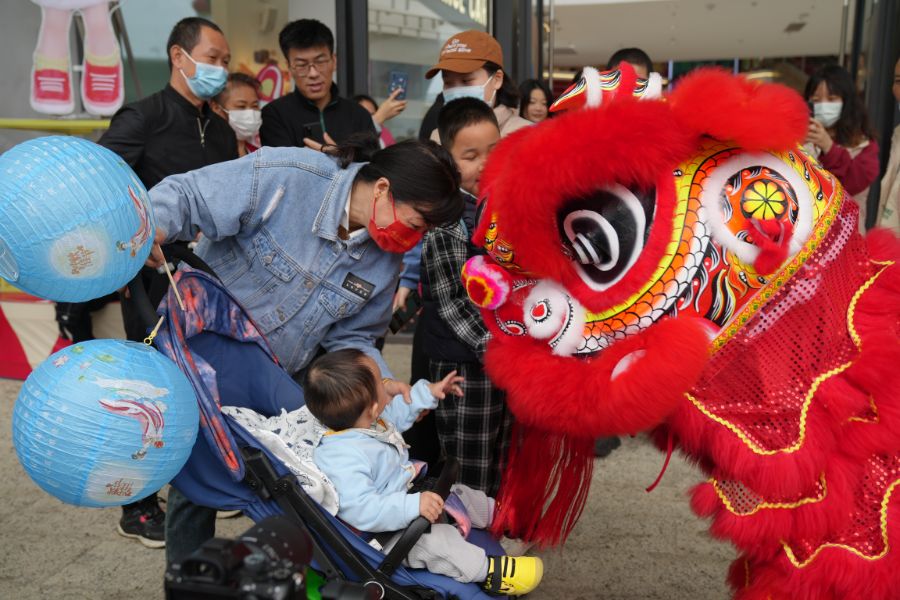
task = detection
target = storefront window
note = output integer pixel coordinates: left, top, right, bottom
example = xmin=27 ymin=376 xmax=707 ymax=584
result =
xmin=368 ymin=0 xmax=490 ymax=140
xmin=119 ymin=0 xmax=199 ymax=101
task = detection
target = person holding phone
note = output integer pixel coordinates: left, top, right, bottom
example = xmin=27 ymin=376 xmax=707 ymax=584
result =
xmin=260 ymin=19 xmax=375 ymax=149
xmin=355 ymin=90 xmax=407 ymax=148
xmin=803 ymin=64 xmax=880 ymax=231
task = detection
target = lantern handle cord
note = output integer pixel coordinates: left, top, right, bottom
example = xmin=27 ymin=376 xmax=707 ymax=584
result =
xmin=144 ymin=316 xmax=165 ymax=346
xmin=156 ymin=243 xmax=185 ymax=311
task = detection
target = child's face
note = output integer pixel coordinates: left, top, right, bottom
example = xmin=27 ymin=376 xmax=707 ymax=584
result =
xmin=449 ymin=121 xmax=501 ymax=196
xmin=363 ymin=357 xmax=392 ymax=419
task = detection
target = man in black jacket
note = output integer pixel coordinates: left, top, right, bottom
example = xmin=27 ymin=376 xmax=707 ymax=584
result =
xmin=96 ymin=16 xmax=237 ymax=550
xmin=260 ymin=19 xmax=375 ymax=147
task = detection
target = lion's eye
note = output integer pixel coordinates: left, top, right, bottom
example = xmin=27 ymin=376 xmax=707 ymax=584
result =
xmin=557 ymin=184 xmax=655 ymax=291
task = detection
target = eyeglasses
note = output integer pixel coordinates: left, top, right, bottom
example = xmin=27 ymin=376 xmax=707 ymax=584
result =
xmin=289 ymin=57 xmax=333 ymax=77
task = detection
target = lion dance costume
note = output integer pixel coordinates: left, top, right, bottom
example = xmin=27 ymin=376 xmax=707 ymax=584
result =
xmin=462 ymin=64 xmax=900 ymax=599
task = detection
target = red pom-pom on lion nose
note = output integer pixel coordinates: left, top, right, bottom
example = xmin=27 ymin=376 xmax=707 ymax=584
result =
xmin=461 ymin=256 xmax=512 ymax=309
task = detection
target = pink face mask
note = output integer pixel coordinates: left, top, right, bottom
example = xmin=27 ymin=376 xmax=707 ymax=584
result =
xmin=368 ymin=191 xmax=424 ymax=253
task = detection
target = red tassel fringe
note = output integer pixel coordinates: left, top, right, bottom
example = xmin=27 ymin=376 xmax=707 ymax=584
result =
xmin=490 ymin=423 xmax=595 ymax=547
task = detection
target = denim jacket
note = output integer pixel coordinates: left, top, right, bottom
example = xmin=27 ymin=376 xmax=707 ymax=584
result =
xmin=150 ymin=146 xmax=402 ymax=376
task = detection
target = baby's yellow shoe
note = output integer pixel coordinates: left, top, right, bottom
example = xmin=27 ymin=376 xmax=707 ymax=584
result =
xmin=483 ymin=555 xmax=543 ymax=596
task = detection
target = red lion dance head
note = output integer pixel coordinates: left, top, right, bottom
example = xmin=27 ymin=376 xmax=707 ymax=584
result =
xmin=466 ymin=64 xmax=900 ymax=599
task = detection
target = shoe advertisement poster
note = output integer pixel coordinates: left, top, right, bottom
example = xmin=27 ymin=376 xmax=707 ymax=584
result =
xmin=30 ymin=0 xmax=124 ymax=116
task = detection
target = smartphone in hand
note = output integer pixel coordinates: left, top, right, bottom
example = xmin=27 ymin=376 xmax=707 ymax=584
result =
xmin=302 ymin=122 xmax=325 ymax=144
xmin=389 ymin=71 xmax=409 ymax=100
xmin=389 ymin=288 xmax=422 ymax=334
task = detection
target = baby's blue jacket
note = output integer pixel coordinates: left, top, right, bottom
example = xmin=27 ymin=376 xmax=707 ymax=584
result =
xmin=314 ymin=380 xmax=438 ymax=532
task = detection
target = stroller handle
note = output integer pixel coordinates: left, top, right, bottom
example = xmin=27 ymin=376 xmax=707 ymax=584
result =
xmin=126 ymin=242 xmax=218 ymax=335
xmin=377 ymin=458 xmax=460 ymax=578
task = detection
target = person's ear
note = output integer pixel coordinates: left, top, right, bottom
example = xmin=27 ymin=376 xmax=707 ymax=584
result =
xmin=171 ymin=46 xmax=190 ymax=74
xmin=331 ymin=53 xmax=338 ymax=74
xmin=491 ymin=69 xmax=504 ymax=92
xmin=375 ymin=177 xmax=391 ymax=200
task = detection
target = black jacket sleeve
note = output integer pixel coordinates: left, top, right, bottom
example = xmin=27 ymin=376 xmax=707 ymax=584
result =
xmin=418 ymin=94 xmax=444 ymax=142
xmin=260 ymin=103 xmax=297 ymax=147
xmin=98 ymin=105 xmax=147 ymax=167
xmin=354 ymin=104 xmax=378 ymax=137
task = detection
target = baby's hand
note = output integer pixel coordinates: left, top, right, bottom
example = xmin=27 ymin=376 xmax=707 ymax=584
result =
xmin=428 ymin=370 xmax=464 ymax=400
xmin=419 ymin=491 xmax=444 ymax=523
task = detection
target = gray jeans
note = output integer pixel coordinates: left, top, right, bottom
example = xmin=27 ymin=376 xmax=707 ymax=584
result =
xmin=383 ymin=484 xmax=495 ymax=583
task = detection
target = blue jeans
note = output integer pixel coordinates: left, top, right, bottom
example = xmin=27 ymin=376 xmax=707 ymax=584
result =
xmin=165 ymin=486 xmax=217 ymax=566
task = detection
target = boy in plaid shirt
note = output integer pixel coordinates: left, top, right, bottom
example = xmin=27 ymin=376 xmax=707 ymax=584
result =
xmin=420 ymin=98 xmax=509 ymax=495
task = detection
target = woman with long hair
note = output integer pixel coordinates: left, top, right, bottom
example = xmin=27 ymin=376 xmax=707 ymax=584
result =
xmin=804 ymin=64 xmax=880 ymax=230
xmin=518 ymin=79 xmax=553 ymax=123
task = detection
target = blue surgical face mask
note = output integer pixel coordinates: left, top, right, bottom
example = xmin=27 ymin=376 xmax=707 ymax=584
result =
xmin=813 ymin=101 xmax=842 ymax=128
xmin=179 ymin=50 xmax=228 ymax=100
xmin=443 ymin=74 xmax=496 ymax=106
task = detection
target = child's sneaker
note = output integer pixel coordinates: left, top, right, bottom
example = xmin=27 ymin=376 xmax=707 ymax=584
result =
xmin=483 ymin=555 xmax=543 ymax=596
xmin=30 ymin=60 xmax=74 ymax=115
xmin=81 ymin=53 xmax=123 ymax=116
xmin=117 ymin=501 xmax=166 ymax=548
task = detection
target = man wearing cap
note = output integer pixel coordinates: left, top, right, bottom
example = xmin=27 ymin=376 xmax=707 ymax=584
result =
xmin=426 ymin=30 xmax=531 ymax=140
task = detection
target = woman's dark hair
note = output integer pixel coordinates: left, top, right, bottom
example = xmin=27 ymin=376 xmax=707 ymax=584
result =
xmin=279 ymin=19 xmax=334 ymax=59
xmin=483 ymin=61 xmax=520 ymax=110
xmin=334 ymin=136 xmax=463 ymax=227
xmin=353 ymin=94 xmax=377 ymax=110
xmin=518 ymin=79 xmax=553 ymax=119
xmin=213 ymin=73 xmax=260 ymax=104
xmin=304 ymin=349 xmax=376 ymax=431
xmin=804 ymin=64 xmax=876 ymax=147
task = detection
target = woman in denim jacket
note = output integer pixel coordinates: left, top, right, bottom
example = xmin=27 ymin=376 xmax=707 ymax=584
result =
xmin=145 ymin=137 xmax=463 ymax=564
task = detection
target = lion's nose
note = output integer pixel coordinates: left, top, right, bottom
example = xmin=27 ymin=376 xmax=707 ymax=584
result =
xmin=462 ymin=255 xmax=511 ymax=310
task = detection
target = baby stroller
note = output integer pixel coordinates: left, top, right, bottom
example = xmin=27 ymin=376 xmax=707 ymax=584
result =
xmin=128 ymin=247 xmax=504 ymax=600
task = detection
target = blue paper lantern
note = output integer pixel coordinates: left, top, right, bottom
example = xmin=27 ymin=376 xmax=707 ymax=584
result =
xmin=0 ymin=136 xmax=155 ymax=302
xmin=12 ymin=339 xmax=199 ymax=507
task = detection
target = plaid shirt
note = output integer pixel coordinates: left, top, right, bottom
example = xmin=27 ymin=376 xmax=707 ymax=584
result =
xmin=421 ymin=221 xmax=490 ymax=358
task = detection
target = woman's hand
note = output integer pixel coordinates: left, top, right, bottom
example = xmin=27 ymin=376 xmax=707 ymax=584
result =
xmin=373 ymin=88 xmax=407 ymax=125
xmin=383 ymin=377 xmax=412 ymax=404
xmin=144 ymin=228 xmax=168 ymax=269
xmin=805 ymin=118 xmax=834 ymax=153
xmin=428 ymin=370 xmax=465 ymax=400
xmin=303 ymin=131 xmax=339 ymax=154
xmin=392 ymin=286 xmax=412 ymax=312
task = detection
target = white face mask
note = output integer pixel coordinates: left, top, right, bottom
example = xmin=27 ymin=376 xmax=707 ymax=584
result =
xmin=225 ymin=108 xmax=262 ymax=141
xmin=443 ymin=74 xmax=496 ymax=106
xmin=813 ymin=101 xmax=842 ymax=128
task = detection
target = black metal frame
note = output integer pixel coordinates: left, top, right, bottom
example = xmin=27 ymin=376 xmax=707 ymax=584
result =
xmin=336 ymin=0 xmax=370 ymax=98
xmin=492 ymin=0 xmax=534 ymax=85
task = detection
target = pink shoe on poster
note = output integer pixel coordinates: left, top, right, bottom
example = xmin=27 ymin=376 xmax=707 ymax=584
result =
xmin=31 ymin=66 xmax=75 ymax=115
xmin=81 ymin=58 xmax=123 ymax=116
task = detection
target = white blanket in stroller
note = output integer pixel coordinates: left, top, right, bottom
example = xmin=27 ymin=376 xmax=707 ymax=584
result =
xmin=222 ymin=405 xmax=340 ymax=515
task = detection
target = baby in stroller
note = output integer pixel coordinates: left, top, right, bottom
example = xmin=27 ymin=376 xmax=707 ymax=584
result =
xmin=304 ymin=349 xmax=543 ymax=596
